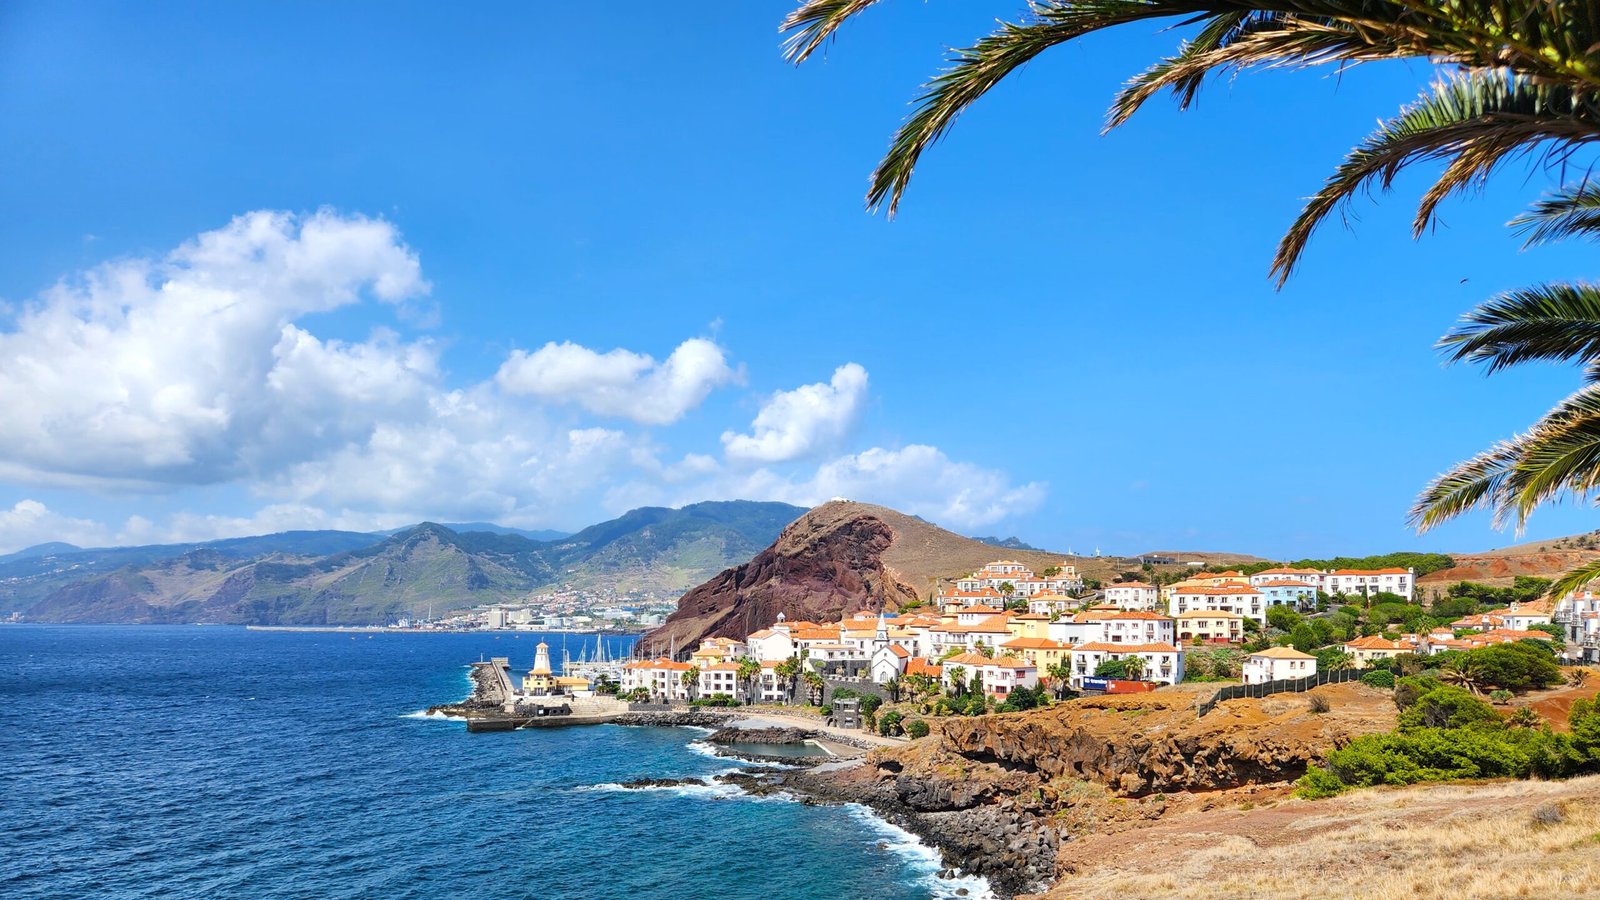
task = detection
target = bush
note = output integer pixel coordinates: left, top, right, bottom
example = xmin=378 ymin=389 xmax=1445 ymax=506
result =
xmin=1293 ymin=765 xmax=1348 ymax=800
xmin=1393 ymin=675 xmax=1442 ymax=711
xmin=1325 ymin=726 xmax=1548 ymax=786
xmin=691 ymin=693 xmax=740 ymax=708
xmin=1397 ymin=687 xmax=1500 ymax=731
xmin=1490 ymin=689 xmax=1514 ymax=704
xmin=1094 ymin=658 xmax=1130 ymax=679
xmin=819 ymin=705 xmax=832 ymax=717
xmin=878 ymin=710 xmax=904 ymax=736
xmin=1467 ymin=642 xmax=1563 ymax=692
xmin=1308 ymin=693 xmax=1331 ymax=714
xmin=1359 ymin=669 xmax=1396 ymax=689
xmin=906 ymin=719 xmax=930 ymax=739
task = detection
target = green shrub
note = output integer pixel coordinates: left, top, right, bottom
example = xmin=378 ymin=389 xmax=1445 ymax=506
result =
xmin=906 ymin=719 xmax=930 ymax=739
xmin=1359 ymin=669 xmax=1396 ymax=689
xmin=1393 ymin=675 xmax=1442 ymax=711
xmin=1094 ymin=658 xmax=1130 ymax=678
xmin=1293 ymin=765 xmax=1348 ymax=800
xmin=878 ymin=710 xmax=903 ymax=736
xmin=1490 ymin=689 xmax=1514 ymax=704
xmin=1397 ymin=687 xmax=1500 ymax=731
xmin=819 ymin=705 xmax=832 ymax=717
xmin=1468 ymin=642 xmax=1562 ymax=692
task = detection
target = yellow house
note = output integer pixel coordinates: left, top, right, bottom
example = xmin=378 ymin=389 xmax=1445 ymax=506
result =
xmin=1174 ymin=610 xmax=1245 ymax=644
xmin=1006 ymin=613 xmax=1052 ymax=640
xmin=999 ymin=636 xmax=1073 ymax=672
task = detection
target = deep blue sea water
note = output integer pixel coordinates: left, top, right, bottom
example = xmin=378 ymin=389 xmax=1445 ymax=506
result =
xmin=0 ymin=626 xmax=990 ymax=899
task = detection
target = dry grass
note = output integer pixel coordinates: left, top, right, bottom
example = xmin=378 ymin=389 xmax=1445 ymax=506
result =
xmin=1042 ymin=777 xmax=1600 ymax=900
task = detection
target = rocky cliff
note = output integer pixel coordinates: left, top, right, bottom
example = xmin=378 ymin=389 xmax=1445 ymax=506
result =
xmin=766 ymin=683 xmax=1397 ymax=898
xmin=641 ymin=506 xmax=922 ymax=651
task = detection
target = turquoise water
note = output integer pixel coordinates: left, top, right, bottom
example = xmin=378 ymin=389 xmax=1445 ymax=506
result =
xmin=0 ymin=626 xmax=989 ymax=899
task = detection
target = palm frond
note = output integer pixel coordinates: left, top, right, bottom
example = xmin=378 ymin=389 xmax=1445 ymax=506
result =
xmin=1418 ymin=383 xmax=1600 ymax=534
xmin=1108 ymin=15 xmax=1407 ymax=129
xmin=781 ymin=0 xmax=890 ymax=64
xmin=1512 ymin=180 xmax=1600 ymax=247
xmin=1273 ymin=71 xmax=1600 ymax=284
xmin=1409 ymin=442 xmax=1519 ymax=533
xmin=1552 ymin=556 xmax=1600 ymax=600
xmin=1439 ymin=282 xmax=1600 ymax=376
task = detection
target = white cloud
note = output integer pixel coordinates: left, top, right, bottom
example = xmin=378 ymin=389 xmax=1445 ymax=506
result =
xmin=722 ymin=363 xmax=868 ymax=463
xmin=0 ymin=209 xmax=1046 ymax=551
xmin=0 ymin=209 xmax=431 ymax=486
xmin=0 ymin=500 xmax=113 ymax=554
xmin=616 ymin=444 xmax=1046 ymax=532
xmin=496 ymin=338 xmax=738 ymax=425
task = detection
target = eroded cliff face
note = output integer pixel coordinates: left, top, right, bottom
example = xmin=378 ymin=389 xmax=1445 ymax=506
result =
xmin=782 ymin=685 xmax=1397 ymax=898
xmin=642 ymin=510 xmax=920 ymax=651
xmin=930 ymin=691 xmax=1382 ymax=796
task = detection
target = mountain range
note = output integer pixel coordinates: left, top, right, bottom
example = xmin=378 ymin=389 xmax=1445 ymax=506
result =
xmin=9 ymin=501 xmax=805 ymax=624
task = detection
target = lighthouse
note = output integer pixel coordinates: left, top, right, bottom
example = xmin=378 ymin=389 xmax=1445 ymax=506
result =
xmin=522 ymin=641 xmax=555 ymax=696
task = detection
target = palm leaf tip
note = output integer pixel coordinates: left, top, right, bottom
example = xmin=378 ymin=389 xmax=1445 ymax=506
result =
xmin=1551 ymin=556 xmax=1600 ymax=601
xmin=781 ymin=0 xmax=886 ymax=64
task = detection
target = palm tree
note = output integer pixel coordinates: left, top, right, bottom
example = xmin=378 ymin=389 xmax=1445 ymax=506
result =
xmin=1046 ymin=660 xmax=1073 ymax=700
xmin=1122 ymin=654 xmax=1147 ymax=682
xmin=774 ymin=656 xmax=801 ymax=703
xmin=885 ymin=676 xmax=903 ymax=704
xmin=784 ymin=3 xmax=1600 ymax=246
xmin=784 ymin=3 xmax=1600 ymax=595
xmin=682 ymin=666 xmax=701 ymax=703
xmin=1440 ymin=657 xmax=1488 ymax=696
xmin=802 ymin=670 xmax=825 ymax=706
xmin=1508 ymin=706 xmax=1543 ymax=728
xmin=997 ymin=581 xmax=1017 ymax=609
xmin=737 ymin=657 xmax=762 ymax=706
xmin=1324 ymin=652 xmax=1357 ymax=672
xmin=946 ymin=665 xmax=967 ymax=697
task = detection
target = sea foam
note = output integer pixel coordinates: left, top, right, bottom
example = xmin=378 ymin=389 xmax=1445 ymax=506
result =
xmin=843 ymin=803 xmax=998 ymax=900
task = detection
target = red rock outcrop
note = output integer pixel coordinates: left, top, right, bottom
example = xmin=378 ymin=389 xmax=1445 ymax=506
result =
xmin=641 ymin=507 xmax=921 ymax=653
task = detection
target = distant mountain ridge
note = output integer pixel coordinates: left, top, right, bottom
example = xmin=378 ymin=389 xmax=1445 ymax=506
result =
xmin=970 ymin=535 xmax=1044 ymax=552
xmin=10 ymin=501 xmax=807 ymax=624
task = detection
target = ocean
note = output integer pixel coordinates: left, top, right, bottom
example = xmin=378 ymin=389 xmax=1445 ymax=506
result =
xmin=0 ymin=626 xmax=991 ymax=899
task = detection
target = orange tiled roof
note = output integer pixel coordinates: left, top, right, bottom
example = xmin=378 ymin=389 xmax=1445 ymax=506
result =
xmin=1073 ymin=642 xmax=1179 ymax=653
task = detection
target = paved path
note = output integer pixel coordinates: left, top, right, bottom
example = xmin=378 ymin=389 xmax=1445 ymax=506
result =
xmin=728 ymin=710 xmax=905 ymax=749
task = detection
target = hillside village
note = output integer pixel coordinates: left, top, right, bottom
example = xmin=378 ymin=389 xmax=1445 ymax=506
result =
xmin=617 ymin=558 xmax=1579 ymax=706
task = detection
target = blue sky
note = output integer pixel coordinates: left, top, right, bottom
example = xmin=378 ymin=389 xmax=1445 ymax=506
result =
xmin=0 ymin=1 xmax=1594 ymax=559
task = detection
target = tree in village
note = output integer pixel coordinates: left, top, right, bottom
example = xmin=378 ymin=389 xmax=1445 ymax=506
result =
xmin=946 ymin=665 xmax=967 ymax=697
xmin=781 ymin=1 xmax=1600 ymax=594
xmin=1047 ymin=660 xmax=1073 ymax=699
xmin=774 ymin=656 xmax=802 ymax=703
xmin=682 ymin=666 xmax=700 ymax=702
xmin=1121 ymin=654 xmax=1146 ymax=682
xmin=998 ymin=581 xmax=1017 ymax=609
xmin=802 ymin=670 xmax=825 ymax=707
xmin=737 ymin=657 xmax=762 ymax=706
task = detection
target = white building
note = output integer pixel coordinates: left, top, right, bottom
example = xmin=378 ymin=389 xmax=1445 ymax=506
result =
xmin=1168 ymin=583 xmax=1267 ymax=624
xmin=697 ymin=661 xmax=745 ymax=700
xmin=956 ymin=560 xmax=1084 ymax=597
xmin=746 ymin=622 xmax=795 ymax=663
xmin=621 ymin=658 xmax=693 ymax=700
xmin=1173 ymin=610 xmax=1244 ymax=644
xmin=1241 ymin=647 xmax=1316 ymax=684
xmin=1253 ymin=579 xmax=1320 ymax=611
xmin=940 ymin=652 xmax=1039 ymax=699
xmin=1103 ymin=582 xmax=1159 ymax=611
xmin=1321 ymin=568 xmax=1415 ymax=602
xmin=1068 ymin=642 xmax=1185 ymax=687
xmin=1557 ymin=591 xmax=1600 ymax=663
